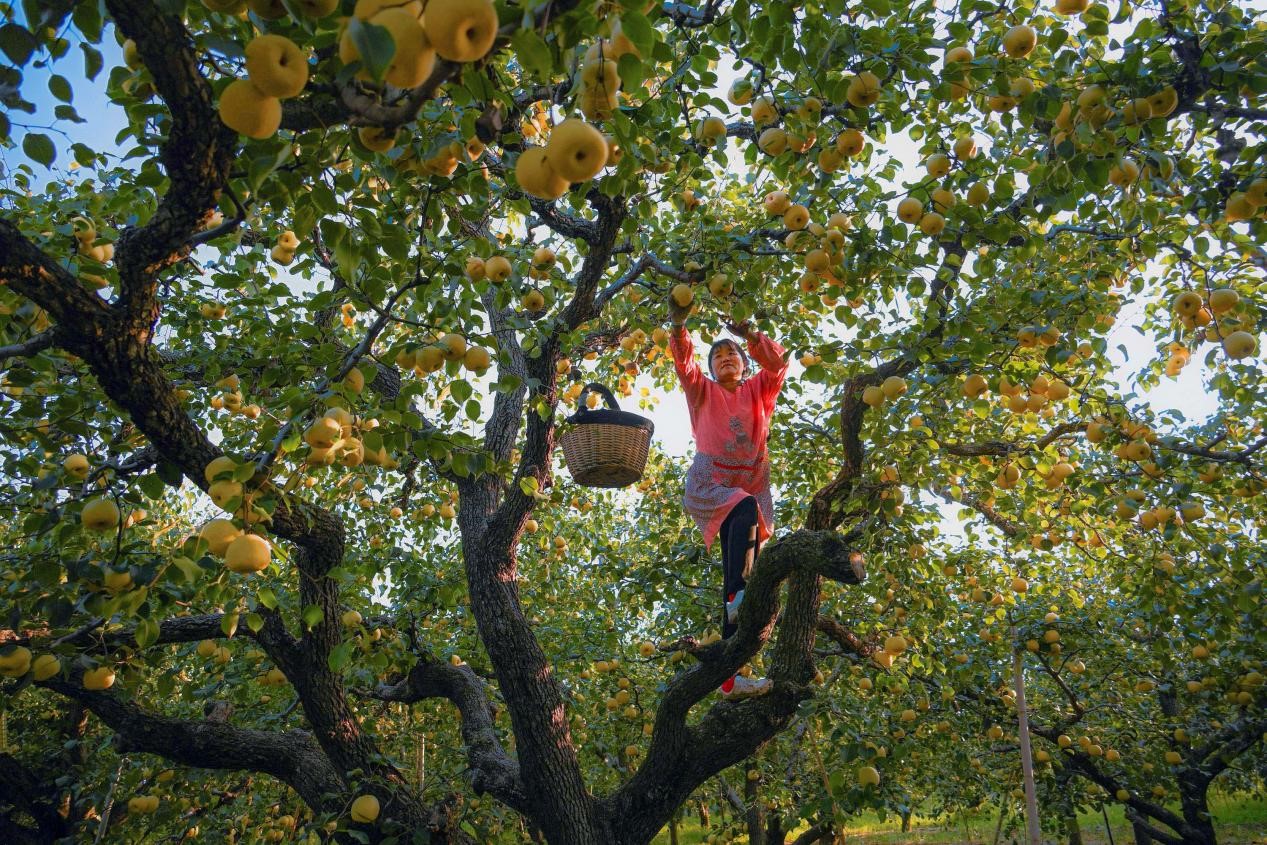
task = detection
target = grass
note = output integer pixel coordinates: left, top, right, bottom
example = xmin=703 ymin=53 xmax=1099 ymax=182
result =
xmin=651 ymin=793 xmax=1267 ymax=844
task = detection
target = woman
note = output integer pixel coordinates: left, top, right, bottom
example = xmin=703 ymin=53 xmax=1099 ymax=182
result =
xmin=668 ymin=302 xmax=789 ymax=699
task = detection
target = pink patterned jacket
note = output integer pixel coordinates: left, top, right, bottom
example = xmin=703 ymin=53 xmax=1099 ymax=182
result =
xmin=670 ymin=326 xmax=790 ymax=550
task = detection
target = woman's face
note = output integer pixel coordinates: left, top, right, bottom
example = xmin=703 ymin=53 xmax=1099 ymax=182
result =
xmin=711 ymin=343 xmax=745 ymax=383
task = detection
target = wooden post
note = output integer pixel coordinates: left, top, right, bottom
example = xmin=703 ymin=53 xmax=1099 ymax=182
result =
xmin=1012 ymin=625 xmax=1042 ymax=845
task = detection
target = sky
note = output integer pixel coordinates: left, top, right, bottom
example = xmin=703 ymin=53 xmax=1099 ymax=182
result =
xmin=2 ymin=5 xmax=1228 ymax=524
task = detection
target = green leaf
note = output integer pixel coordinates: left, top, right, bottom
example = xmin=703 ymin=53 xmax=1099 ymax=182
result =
xmin=138 ymin=472 xmax=166 ymax=500
xmin=346 ymin=16 xmax=396 ymax=83
xmin=619 ymin=11 xmax=655 ymax=56
xmin=0 ymin=23 xmax=36 ymax=66
xmin=245 ymin=612 xmax=264 ymax=633
xmin=170 ymin=556 xmax=202 ymax=584
xmin=80 ymin=43 xmax=102 ymax=80
xmin=510 ymin=29 xmax=553 ymax=80
xmin=221 ymin=612 xmax=240 ymax=638
xmin=302 ymin=604 xmax=324 ymax=630
xmin=22 ymin=133 xmax=55 ymax=167
xmin=257 ymin=587 xmax=278 ymax=610
xmin=48 ymin=74 xmax=72 ymax=103
xmin=134 ymin=617 xmax=159 ymax=649
xmin=328 ymin=640 xmax=354 ymax=671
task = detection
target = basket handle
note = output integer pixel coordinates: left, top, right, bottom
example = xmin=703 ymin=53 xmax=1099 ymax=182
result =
xmin=576 ymin=382 xmax=621 ymax=412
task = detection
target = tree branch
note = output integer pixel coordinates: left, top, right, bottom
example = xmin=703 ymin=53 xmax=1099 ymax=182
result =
xmin=366 ymin=658 xmax=529 ymax=814
xmin=36 ymin=678 xmax=345 ymax=811
xmin=105 ymin=0 xmax=236 ymax=331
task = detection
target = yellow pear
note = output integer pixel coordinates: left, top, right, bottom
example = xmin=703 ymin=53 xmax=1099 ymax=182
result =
xmin=64 ymin=453 xmax=90 ymax=479
xmin=218 ymin=80 xmax=281 ymax=140
xmin=200 ymin=519 xmax=241 ymax=556
xmin=846 ymin=71 xmax=881 ymax=108
xmin=547 ymin=118 xmax=608 ymax=182
xmin=83 ymin=666 xmax=116 ymax=690
xmin=516 ymin=147 xmax=569 ymax=199
xmin=244 ymin=35 xmax=308 ymax=99
xmin=1002 ymin=25 xmax=1036 ymax=58
xmin=0 ymin=646 xmax=32 ymax=678
xmin=31 ymin=654 xmax=60 ymax=681
xmin=897 ymin=197 xmax=923 ymax=224
xmin=82 ymin=497 xmax=120 ymax=531
xmin=225 ymin=534 xmax=272 ymax=574
xmin=424 ymin=0 xmax=498 ymax=63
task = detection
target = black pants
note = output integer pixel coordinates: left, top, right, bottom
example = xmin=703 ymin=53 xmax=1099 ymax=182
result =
xmin=721 ymin=496 xmax=759 ymax=639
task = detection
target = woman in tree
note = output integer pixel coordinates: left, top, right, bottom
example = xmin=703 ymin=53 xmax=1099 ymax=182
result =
xmin=667 ymin=299 xmax=791 ymax=699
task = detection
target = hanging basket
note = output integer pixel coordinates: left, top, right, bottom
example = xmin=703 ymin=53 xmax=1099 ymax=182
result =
xmin=559 ymin=383 xmax=654 ymax=488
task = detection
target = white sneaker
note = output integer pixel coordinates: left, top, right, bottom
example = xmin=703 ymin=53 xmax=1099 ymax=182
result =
xmin=721 ymin=675 xmax=772 ymax=700
xmin=725 ymin=589 xmax=745 ymax=624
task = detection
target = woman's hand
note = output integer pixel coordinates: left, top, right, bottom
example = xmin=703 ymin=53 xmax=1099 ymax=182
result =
xmin=726 ymin=319 xmax=752 ymax=338
xmin=668 ymin=296 xmax=691 ymax=327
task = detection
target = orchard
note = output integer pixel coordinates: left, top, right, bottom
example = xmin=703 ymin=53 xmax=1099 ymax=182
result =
xmin=0 ymin=0 xmax=1265 ymax=843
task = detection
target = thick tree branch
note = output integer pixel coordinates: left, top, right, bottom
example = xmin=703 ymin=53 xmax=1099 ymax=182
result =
xmin=37 ymin=679 xmax=345 ymax=811
xmin=368 ymin=659 xmax=529 ymax=814
xmin=0 ymin=330 xmax=55 ymax=364
xmin=602 ymin=529 xmax=865 ymax=844
xmin=105 ymin=0 xmax=236 ymax=331
xmin=933 ymin=485 xmax=1021 ymax=538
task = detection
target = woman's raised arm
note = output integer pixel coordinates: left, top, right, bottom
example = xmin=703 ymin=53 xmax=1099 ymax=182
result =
xmin=670 ymin=324 xmax=707 ymax=403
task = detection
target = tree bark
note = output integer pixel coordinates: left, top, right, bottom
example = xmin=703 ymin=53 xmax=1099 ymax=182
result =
xmin=745 ymin=773 xmax=764 ymax=845
xmin=1065 ymin=812 xmax=1084 ymax=845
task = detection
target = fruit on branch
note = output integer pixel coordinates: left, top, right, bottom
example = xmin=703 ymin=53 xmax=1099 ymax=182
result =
xmin=763 ymin=190 xmax=791 ymax=215
xmin=1223 ymin=330 xmax=1257 ymax=359
xmin=835 ymin=128 xmax=865 ymax=158
xmin=31 ymin=654 xmax=60 ymax=681
xmin=1002 ymin=25 xmax=1037 ymax=58
xmin=244 ymin=35 xmax=309 ymax=99
xmin=897 ymin=197 xmax=923 ymax=224
xmin=464 ymin=346 xmax=492 ymax=372
xmin=758 ymin=127 xmax=788 ymax=155
xmin=199 ymin=519 xmax=241 ymax=556
xmin=671 ymin=284 xmax=693 ymax=308
xmin=485 ymin=255 xmax=513 ymax=282
xmin=695 ymin=115 xmax=728 ymax=145
xmin=218 ymin=80 xmax=281 ymax=140
xmin=846 ymin=71 xmax=881 ymax=108
xmin=0 ymin=646 xmax=32 ymax=677
xmin=783 ymin=204 xmax=809 ymax=230
xmin=751 ymin=95 xmax=778 ymax=125
xmin=857 ymin=765 xmax=881 ymax=787
xmin=424 ymin=0 xmax=499 ymax=63
xmin=64 ymin=453 xmax=90 ymax=480
xmin=83 ymin=666 xmax=115 ymax=690
xmin=516 ymin=147 xmax=569 ymax=200
xmin=358 ymin=126 xmax=397 ymax=153
xmin=727 ymin=78 xmax=754 ymax=105
xmin=225 ymin=534 xmax=272 ymax=574
xmin=440 ymin=333 xmax=468 ymax=361
xmin=82 ymin=497 xmax=120 ymax=531
xmin=926 ymin=153 xmax=951 ymax=178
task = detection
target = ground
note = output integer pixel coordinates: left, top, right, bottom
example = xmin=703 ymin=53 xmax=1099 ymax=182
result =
xmin=651 ymin=793 xmax=1267 ymax=844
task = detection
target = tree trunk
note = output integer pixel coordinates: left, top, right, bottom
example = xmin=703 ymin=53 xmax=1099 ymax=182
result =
xmin=698 ymin=799 xmax=710 ymax=828
xmin=1132 ymin=818 xmax=1154 ymax=845
xmin=1065 ymin=812 xmax=1084 ymax=845
xmin=1177 ymin=772 xmax=1218 ymax=845
xmin=901 ymin=809 xmax=912 ymax=833
xmin=766 ymin=811 xmax=785 ymax=845
xmin=745 ymin=773 xmax=764 ymax=845
xmin=669 ymin=812 xmax=679 ymax=845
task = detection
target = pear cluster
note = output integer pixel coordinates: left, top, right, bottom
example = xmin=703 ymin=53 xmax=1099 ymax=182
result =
xmin=516 ymin=118 xmax=610 ymax=200
xmin=216 ymin=0 xmax=499 ymax=141
xmin=1169 ymin=288 xmax=1257 ymax=361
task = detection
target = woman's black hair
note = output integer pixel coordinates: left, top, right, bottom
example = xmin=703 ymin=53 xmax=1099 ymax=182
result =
xmin=708 ymin=338 xmax=749 ymax=380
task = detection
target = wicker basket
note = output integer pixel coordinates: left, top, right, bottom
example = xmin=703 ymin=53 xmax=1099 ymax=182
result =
xmin=560 ymin=383 xmax=654 ymax=488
